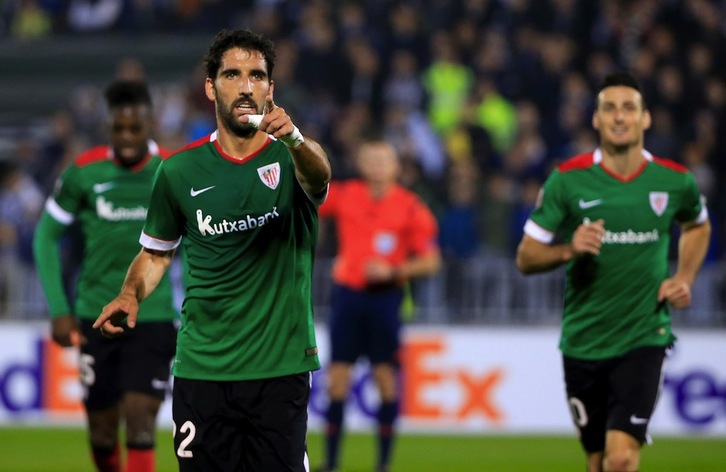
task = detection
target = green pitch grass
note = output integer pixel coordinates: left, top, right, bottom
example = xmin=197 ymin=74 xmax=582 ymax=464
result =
xmin=0 ymin=427 xmax=724 ymax=471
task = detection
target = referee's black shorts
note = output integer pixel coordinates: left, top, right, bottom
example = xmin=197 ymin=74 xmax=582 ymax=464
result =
xmin=563 ymin=345 xmax=667 ymax=452
xmin=172 ymin=373 xmax=312 ymax=472
xmin=328 ymin=283 xmax=404 ymax=365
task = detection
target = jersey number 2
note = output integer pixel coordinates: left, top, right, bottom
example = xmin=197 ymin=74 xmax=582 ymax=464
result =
xmin=173 ymin=420 xmax=196 ymax=458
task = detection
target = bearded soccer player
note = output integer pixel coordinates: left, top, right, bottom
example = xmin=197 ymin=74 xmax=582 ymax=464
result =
xmin=316 ymin=135 xmax=441 ymax=472
xmin=515 ymin=71 xmax=711 ymax=472
xmin=33 ymin=80 xmax=178 ymax=472
xmin=93 ymin=29 xmax=331 ymax=472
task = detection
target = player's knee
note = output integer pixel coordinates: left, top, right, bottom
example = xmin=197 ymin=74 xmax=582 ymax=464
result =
xmin=89 ymin=429 xmax=119 ymax=449
xmin=124 ymin=411 xmax=157 ymax=444
xmin=88 ymin=415 xmax=120 ymax=447
xmin=125 ymin=427 xmax=156 ymax=446
xmin=603 ymin=448 xmax=639 ymax=472
xmin=326 ymin=365 xmax=353 ymax=399
xmin=327 ymin=381 xmax=350 ymax=400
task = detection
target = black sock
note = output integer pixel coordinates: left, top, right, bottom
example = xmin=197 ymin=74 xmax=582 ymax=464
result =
xmin=377 ymin=400 xmax=398 ymax=467
xmin=325 ymin=400 xmax=345 ymax=469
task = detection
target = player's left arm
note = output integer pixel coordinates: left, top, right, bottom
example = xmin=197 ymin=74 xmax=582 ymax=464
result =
xmin=289 ymin=135 xmax=332 ymax=196
xmin=658 ymin=218 xmax=711 ymax=309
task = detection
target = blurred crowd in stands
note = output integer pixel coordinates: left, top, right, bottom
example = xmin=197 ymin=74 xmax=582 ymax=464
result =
xmin=0 ymin=0 xmax=725 ymax=320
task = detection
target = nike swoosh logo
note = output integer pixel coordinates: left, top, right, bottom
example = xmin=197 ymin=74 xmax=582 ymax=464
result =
xmin=578 ymin=198 xmax=602 ymax=209
xmin=629 ymin=414 xmax=649 ymax=425
xmin=190 ymin=185 xmax=215 ymax=197
xmin=93 ymin=182 xmax=115 ymax=193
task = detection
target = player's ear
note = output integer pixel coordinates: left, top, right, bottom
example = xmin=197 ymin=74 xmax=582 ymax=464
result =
xmin=146 ymin=114 xmax=157 ymax=136
xmin=642 ymin=109 xmax=652 ymax=131
xmin=205 ymin=77 xmax=216 ymax=102
xmin=592 ymin=111 xmax=600 ymax=131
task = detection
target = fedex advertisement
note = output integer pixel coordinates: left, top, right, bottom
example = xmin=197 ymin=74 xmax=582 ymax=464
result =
xmin=0 ymin=322 xmax=83 ymax=423
xmin=1 ymin=322 xmax=725 ymax=436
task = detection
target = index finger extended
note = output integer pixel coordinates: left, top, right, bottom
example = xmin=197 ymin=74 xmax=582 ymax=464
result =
xmin=92 ymin=305 xmax=115 ymax=329
xmin=92 ymin=301 xmax=137 ymax=329
xmin=263 ymin=94 xmax=275 ymax=114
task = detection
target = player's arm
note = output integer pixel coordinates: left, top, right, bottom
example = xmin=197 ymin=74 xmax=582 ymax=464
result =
xmin=516 ymin=219 xmax=605 ymax=274
xmin=289 ymin=136 xmax=332 ymax=195
xmin=366 ymin=250 xmax=442 ymax=285
xmin=93 ymin=246 xmax=174 ymax=335
xmin=33 ymin=211 xmax=79 ymax=347
xmin=401 ymin=199 xmax=442 ymax=280
xmin=397 ymin=250 xmax=442 ymax=280
xmin=516 ymin=235 xmax=574 ymax=274
xmin=658 ymin=218 xmax=711 ymax=308
xmin=241 ymin=95 xmax=331 ymax=195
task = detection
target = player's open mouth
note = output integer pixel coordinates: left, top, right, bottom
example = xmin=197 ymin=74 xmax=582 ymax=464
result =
xmin=118 ymin=147 xmax=139 ymax=157
xmin=236 ymin=102 xmax=256 ymax=113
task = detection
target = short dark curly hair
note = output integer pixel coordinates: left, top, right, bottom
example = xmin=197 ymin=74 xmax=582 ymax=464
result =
xmin=104 ymin=80 xmax=152 ymax=109
xmin=203 ymin=29 xmax=276 ymax=80
xmin=597 ymin=71 xmax=647 ymax=109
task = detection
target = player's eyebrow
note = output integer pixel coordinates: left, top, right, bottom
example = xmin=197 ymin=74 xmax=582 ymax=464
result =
xmin=219 ymin=67 xmax=241 ymax=76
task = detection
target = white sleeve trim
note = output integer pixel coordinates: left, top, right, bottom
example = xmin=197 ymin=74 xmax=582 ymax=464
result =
xmin=139 ymin=232 xmax=182 ymax=251
xmin=45 ymin=198 xmax=74 ymax=225
xmin=523 ymin=219 xmax=555 ymax=244
xmin=693 ymin=207 xmax=709 ymax=225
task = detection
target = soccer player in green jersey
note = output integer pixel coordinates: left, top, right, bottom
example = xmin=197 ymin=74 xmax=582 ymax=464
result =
xmin=516 ymin=72 xmax=711 ymax=472
xmin=94 ymin=29 xmax=332 ymax=472
xmin=33 ymin=80 xmax=179 ymax=472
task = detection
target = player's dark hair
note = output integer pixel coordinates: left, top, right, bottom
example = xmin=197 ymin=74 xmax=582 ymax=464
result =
xmin=0 ymin=159 xmax=19 ymax=183
xmin=104 ymin=80 xmax=152 ymax=109
xmin=597 ymin=71 xmax=647 ymax=109
xmin=361 ymin=127 xmax=387 ymax=144
xmin=204 ymin=29 xmax=276 ymax=80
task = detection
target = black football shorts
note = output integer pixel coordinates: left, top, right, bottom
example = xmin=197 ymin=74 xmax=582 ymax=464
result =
xmin=172 ymin=373 xmax=311 ymax=472
xmin=80 ymin=319 xmax=177 ymax=410
xmin=563 ymin=345 xmax=667 ymax=452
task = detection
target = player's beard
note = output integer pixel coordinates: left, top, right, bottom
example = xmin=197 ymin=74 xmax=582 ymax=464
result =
xmin=607 ymin=135 xmax=641 ymax=155
xmin=217 ymin=95 xmax=259 ymax=139
xmin=610 ymin=142 xmax=632 ymax=154
xmin=114 ymin=145 xmax=148 ymax=167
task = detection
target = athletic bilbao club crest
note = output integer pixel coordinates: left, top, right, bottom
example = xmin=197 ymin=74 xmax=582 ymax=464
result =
xmin=257 ymin=163 xmax=280 ymax=189
xmin=649 ymin=192 xmax=668 ymax=216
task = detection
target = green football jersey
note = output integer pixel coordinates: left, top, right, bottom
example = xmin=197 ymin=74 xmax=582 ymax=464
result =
xmin=42 ymin=144 xmax=178 ymax=321
xmin=141 ymin=133 xmax=322 ymax=381
xmin=525 ymin=150 xmax=707 ymax=360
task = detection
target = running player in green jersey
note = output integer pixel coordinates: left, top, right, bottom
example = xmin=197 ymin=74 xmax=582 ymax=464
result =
xmin=94 ymin=29 xmax=332 ymax=472
xmin=33 ymin=80 xmax=178 ymax=472
xmin=516 ymin=72 xmax=711 ymax=472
